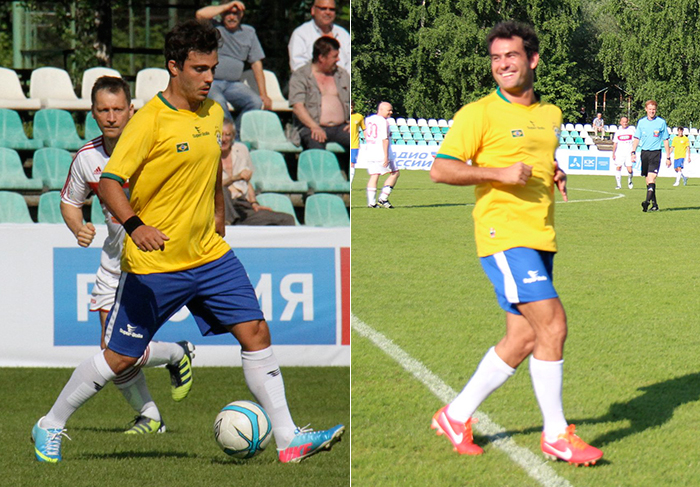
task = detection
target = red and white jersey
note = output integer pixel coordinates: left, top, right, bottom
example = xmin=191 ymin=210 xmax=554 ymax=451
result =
xmin=613 ymin=126 xmax=636 ymax=157
xmin=61 ymin=136 xmax=125 ymax=280
xmin=363 ymin=114 xmax=391 ymax=163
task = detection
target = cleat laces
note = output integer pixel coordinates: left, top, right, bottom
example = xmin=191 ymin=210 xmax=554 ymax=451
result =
xmin=561 ymin=425 xmax=586 ymax=449
xmin=45 ymin=429 xmax=71 ymax=455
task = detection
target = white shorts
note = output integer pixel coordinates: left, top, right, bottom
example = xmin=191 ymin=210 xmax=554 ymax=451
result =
xmin=89 ymin=266 xmax=120 ymax=312
xmin=366 ymin=159 xmax=398 ymax=175
xmin=614 ymin=152 xmax=633 ymax=168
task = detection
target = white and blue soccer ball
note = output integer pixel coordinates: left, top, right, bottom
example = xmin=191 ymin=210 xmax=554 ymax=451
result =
xmin=214 ymin=400 xmax=272 ymax=459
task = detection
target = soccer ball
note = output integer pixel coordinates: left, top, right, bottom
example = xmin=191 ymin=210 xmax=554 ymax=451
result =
xmin=213 ymin=400 xmax=272 ymax=459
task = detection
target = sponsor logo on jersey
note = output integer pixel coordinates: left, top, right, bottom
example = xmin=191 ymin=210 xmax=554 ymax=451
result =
xmin=119 ymin=324 xmax=144 ymax=339
xmin=93 ymin=166 xmax=102 ymax=175
xmin=176 ymin=142 xmax=190 ymax=153
xmin=192 ymin=125 xmax=210 ymax=138
xmin=523 ymin=270 xmax=548 ymax=284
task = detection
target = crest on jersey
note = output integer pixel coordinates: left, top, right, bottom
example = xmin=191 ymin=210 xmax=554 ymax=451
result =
xmin=176 ymin=142 xmax=190 ymax=153
xmin=216 ymin=130 xmax=222 ymax=148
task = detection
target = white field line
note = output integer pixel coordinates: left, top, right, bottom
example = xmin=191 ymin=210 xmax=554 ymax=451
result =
xmin=352 ymin=314 xmax=573 ymax=487
xmin=558 ymin=187 xmax=625 ymax=204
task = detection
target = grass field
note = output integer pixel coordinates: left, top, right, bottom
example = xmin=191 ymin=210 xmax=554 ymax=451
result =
xmin=351 ymin=170 xmax=700 ymax=486
xmin=2 ymin=366 xmax=349 ymax=487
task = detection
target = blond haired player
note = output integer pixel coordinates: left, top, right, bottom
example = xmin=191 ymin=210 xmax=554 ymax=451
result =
xmin=612 ymin=116 xmax=636 ymax=189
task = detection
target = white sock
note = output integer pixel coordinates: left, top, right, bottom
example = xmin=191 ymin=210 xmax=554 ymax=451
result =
xmin=676 ymin=173 xmax=682 ymax=183
xmin=350 ymin=166 xmax=355 ymax=183
xmin=138 ymin=341 xmax=184 ymax=368
xmin=44 ymin=351 xmax=116 ymax=429
xmin=529 ymin=356 xmax=568 ymax=441
xmin=615 ymin=173 xmax=621 ymax=186
xmin=241 ymin=347 xmax=297 ymax=449
xmin=379 ymin=185 xmax=393 ymax=202
xmin=628 ymin=174 xmax=633 ymax=183
xmin=367 ymin=187 xmax=377 ymax=206
xmin=447 ymin=347 xmax=515 ymax=422
xmin=113 ymin=368 xmax=161 ymax=421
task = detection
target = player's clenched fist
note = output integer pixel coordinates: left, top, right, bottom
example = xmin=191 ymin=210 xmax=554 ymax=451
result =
xmin=76 ymin=222 xmax=97 ymax=247
xmin=501 ymin=162 xmax=532 ymax=186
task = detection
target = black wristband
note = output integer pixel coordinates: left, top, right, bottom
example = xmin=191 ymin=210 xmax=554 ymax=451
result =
xmin=123 ymin=215 xmax=144 ymax=235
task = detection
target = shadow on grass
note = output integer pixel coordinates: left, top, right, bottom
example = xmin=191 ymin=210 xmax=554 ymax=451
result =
xmin=657 ymin=206 xmax=700 ymax=212
xmin=490 ymin=372 xmax=700 ymax=447
xmin=78 ymin=450 xmax=197 ymax=460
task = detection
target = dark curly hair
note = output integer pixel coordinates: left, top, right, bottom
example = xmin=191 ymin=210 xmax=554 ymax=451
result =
xmin=486 ymin=21 xmax=539 ymax=60
xmin=164 ymin=19 xmax=221 ymax=70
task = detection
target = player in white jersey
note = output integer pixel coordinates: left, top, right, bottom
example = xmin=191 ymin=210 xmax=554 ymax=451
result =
xmin=58 ymin=76 xmax=195 ymax=436
xmin=612 ymin=116 xmax=636 ymax=189
xmin=364 ymin=101 xmax=400 ymax=208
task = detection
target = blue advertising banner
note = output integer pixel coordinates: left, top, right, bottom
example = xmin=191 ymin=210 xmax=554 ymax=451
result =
xmin=53 ymin=247 xmax=337 ymax=347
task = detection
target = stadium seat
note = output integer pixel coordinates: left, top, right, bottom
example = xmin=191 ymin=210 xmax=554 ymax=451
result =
xmin=584 ymin=137 xmax=595 ymax=145
xmin=437 ymin=119 xmax=448 ymax=127
xmin=428 ymin=140 xmax=438 ymax=146
xmin=691 ymin=128 xmax=699 ymax=136
xmin=240 ymin=110 xmax=302 ymax=153
xmin=389 ymin=124 xmax=400 ymax=133
xmin=395 ymin=118 xmax=407 ymax=125
xmin=448 ymin=119 xmax=454 ymax=127
xmin=583 ymin=124 xmax=593 ymax=132
xmin=417 ymin=140 xmax=428 ymax=145
xmin=399 ymin=125 xmax=410 ymax=133
xmin=428 ymin=119 xmax=438 ymax=127
xmin=33 ymin=109 xmax=88 ymax=151
xmin=84 ymin=111 xmax=101 ymax=140
xmin=37 ymin=191 xmax=63 ymax=223
xmin=431 ymin=126 xmax=441 ymax=134
xmin=134 ymin=68 xmax=169 ymax=107
xmin=32 ymin=148 xmax=73 ymax=190
xmin=406 ymin=118 xmax=417 ymax=126
xmin=386 ymin=117 xmax=396 ymax=125
xmin=569 ymin=130 xmax=579 ymax=138
xmin=413 ymin=133 xmax=424 ymax=141
xmin=574 ymin=124 xmax=583 ymax=132
xmin=574 ymin=137 xmax=584 ymax=145
xmin=565 ymin=123 xmax=574 ymax=131
xmin=0 ymin=109 xmax=43 ymax=150
xmin=256 ymin=193 xmax=299 ymax=225
xmin=240 ymin=69 xmax=291 ymax=111
xmin=394 ymin=139 xmax=406 ymax=145
xmin=420 ymin=126 xmax=431 ymax=134
xmin=417 ymin=118 xmax=428 ymax=126
xmin=0 ymin=147 xmax=43 ymax=191
xmin=441 ymin=126 xmax=449 ymax=134
xmin=304 ymin=193 xmax=349 ymax=227
xmin=325 ymin=142 xmax=346 ymax=154
xmin=423 ymin=133 xmax=434 ymax=141
xmin=689 ymin=134 xmax=696 ymax=143
xmin=249 ymin=149 xmax=308 ymax=193
xmin=402 ymin=132 xmax=412 ymax=140
xmin=0 ymin=67 xmax=42 ymax=110
xmin=406 ymin=140 xmax=417 ymax=145
xmin=608 ymin=124 xmax=618 ymax=133
xmin=433 ymin=133 xmax=444 ymax=141
xmin=91 ymin=197 xmax=106 ymax=225
xmin=81 ymin=67 xmax=121 ymax=101
xmin=560 ymin=130 xmax=569 ymax=138
xmin=0 ymin=191 xmax=33 ymax=223
xmin=568 ymin=144 xmax=578 ymax=150
xmin=565 ymin=136 xmax=575 ymax=145
xmin=29 ymin=67 xmax=91 ymax=110
xmin=578 ymin=144 xmax=588 ymax=151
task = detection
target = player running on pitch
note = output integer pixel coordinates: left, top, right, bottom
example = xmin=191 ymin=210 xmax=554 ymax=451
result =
xmin=429 ymin=21 xmax=603 ymax=467
xmin=57 ymin=76 xmax=195 ymax=438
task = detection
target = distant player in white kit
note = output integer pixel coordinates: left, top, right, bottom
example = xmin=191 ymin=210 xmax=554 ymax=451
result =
xmin=59 ymin=76 xmax=195 ymax=437
xmin=612 ymin=116 xmax=636 ymax=189
xmin=364 ymin=101 xmax=399 ymax=208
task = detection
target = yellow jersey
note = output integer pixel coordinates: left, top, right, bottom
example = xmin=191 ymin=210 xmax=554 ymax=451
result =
xmin=350 ymin=112 xmax=365 ymax=149
xmin=437 ymin=89 xmax=562 ymax=257
xmin=672 ymin=135 xmax=690 ymax=159
xmin=102 ymin=93 xmax=230 ymax=274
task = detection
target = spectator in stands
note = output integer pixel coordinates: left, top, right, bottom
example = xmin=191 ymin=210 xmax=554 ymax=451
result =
xmin=578 ymin=106 xmax=588 ymax=125
xmin=364 ymin=101 xmax=399 ymax=208
xmin=196 ymin=1 xmax=271 ymax=135
xmin=220 ymin=120 xmax=295 ymax=225
xmin=592 ymin=113 xmax=605 ymax=138
xmin=289 ymin=36 xmax=350 ymax=154
xmin=288 ymin=0 xmax=350 ymax=73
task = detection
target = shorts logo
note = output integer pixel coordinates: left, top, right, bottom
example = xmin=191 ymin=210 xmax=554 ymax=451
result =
xmin=119 ymin=324 xmax=144 ymax=339
xmin=176 ymin=142 xmax=190 ymax=153
xmin=489 ymin=227 xmax=496 ymax=238
xmin=511 ymin=129 xmax=524 ymax=138
xmin=523 ymin=270 xmax=548 ymax=284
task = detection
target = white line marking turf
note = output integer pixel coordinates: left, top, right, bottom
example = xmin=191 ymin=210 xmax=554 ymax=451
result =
xmin=352 ymin=314 xmax=573 ymax=487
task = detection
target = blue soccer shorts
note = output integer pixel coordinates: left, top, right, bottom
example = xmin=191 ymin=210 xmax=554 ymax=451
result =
xmin=674 ymin=158 xmax=685 ymax=169
xmin=350 ymin=148 xmax=359 ymax=165
xmin=480 ymin=247 xmax=558 ymax=315
xmin=104 ymin=250 xmax=264 ymax=357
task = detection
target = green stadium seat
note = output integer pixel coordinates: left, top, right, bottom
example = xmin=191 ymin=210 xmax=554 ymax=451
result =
xmin=0 ymin=147 xmax=43 ymax=191
xmin=413 ymin=133 xmax=424 ymax=140
xmin=304 ymin=193 xmax=349 ymax=227
xmin=399 ymin=125 xmax=410 ymax=133
xmin=0 ymin=191 xmax=33 ymax=223
xmin=84 ymin=112 xmax=102 ymax=140
xmin=33 ymin=109 xmax=87 ymax=151
xmin=256 ymin=193 xmax=300 ymax=225
xmin=249 ymin=150 xmax=308 ymax=193
xmin=420 ymin=126 xmax=431 ymax=134
xmin=297 ymin=149 xmax=350 ymax=193
xmin=91 ymin=197 xmax=106 ymax=224
xmin=0 ymin=109 xmax=43 ymax=150
xmin=560 ymin=130 xmax=569 ymax=138
xmin=574 ymin=137 xmax=584 ymax=145
xmin=423 ymin=133 xmax=434 ymax=141
xmin=37 ymin=191 xmax=63 ymax=223
xmin=406 ymin=140 xmax=417 ymax=145
xmin=568 ymin=145 xmax=578 ymax=150
xmin=325 ymin=142 xmax=346 ymax=154
xmin=578 ymin=144 xmax=588 ymax=151
xmin=431 ymin=126 xmax=441 ymax=134
xmin=428 ymin=140 xmax=439 ymax=146
xmin=402 ymin=132 xmax=412 ymax=140
xmin=409 ymin=125 xmax=420 ymax=133
xmin=417 ymin=140 xmax=428 ymax=145
xmin=440 ymin=127 xmax=449 ymax=134
xmin=32 ymin=148 xmax=73 ymax=190
xmin=569 ymin=130 xmax=579 ymax=137
xmin=565 ymin=136 xmax=575 ymax=144
xmin=433 ymin=133 xmax=444 ymax=141
xmin=394 ymin=139 xmax=406 ymax=145
xmin=240 ymin=110 xmax=301 ymax=153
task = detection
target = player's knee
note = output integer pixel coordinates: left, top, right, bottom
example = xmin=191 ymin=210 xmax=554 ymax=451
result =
xmin=228 ymin=319 xmax=272 ymax=351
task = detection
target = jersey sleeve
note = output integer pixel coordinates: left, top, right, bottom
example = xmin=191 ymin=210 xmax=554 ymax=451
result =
xmin=436 ymin=104 xmax=484 ymax=162
xmin=102 ymin=107 xmax=157 ymax=183
xmin=60 ymin=153 xmax=91 ymax=207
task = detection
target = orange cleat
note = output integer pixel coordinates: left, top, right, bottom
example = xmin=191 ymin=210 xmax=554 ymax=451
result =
xmin=431 ymin=406 xmax=483 ymax=455
xmin=541 ymin=424 xmax=603 ymax=466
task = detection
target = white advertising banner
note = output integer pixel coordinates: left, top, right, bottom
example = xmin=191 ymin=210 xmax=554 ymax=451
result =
xmin=0 ymin=225 xmax=349 ymax=367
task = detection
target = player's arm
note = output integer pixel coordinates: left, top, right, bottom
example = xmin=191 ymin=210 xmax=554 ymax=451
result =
xmin=631 ymin=138 xmax=639 ymax=160
xmin=664 ymin=139 xmax=672 ymax=167
xmin=195 ymin=1 xmax=245 ymax=20
xmin=381 ymin=138 xmax=390 ymax=167
xmin=554 ymin=162 xmax=568 ymax=202
xmin=250 ymin=61 xmax=272 ymax=110
xmin=612 ymin=139 xmax=617 ymax=160
xmin=98 ymin=176 xmax=169 ymax=251
xmin=60 ymin=201 xmax=96 ymax=247
xmin=215 ymin=161 xmax=226 ymax=237
xmin=431 ymin=157 xmax=531 ymax=186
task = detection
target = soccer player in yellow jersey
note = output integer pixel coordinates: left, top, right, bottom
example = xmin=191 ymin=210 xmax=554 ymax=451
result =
xmin=32 ymin=20 xmax=343 ymax=465
xmin=429 ymin=21 xmax=602 ymax=467
xmin=350 ymin=99 xmax=365 ymax=183
xmin=671 ymin=127 xmax=690 ymax=186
